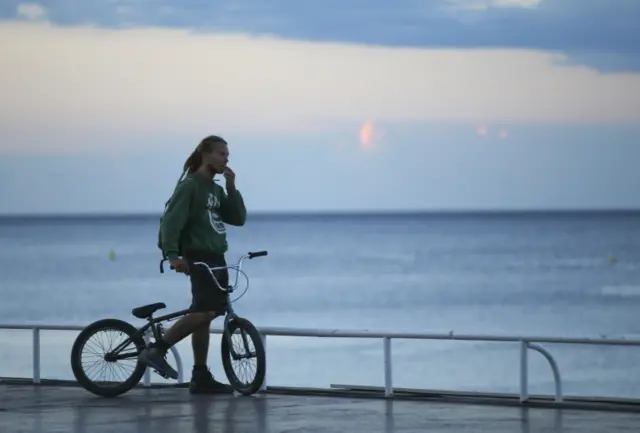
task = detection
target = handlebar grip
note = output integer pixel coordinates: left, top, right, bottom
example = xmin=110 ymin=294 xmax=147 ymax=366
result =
xmin=159 ymin=258 xmax=174 ymax=273
xmin=248 ymin=250 xmax=268 ymax=259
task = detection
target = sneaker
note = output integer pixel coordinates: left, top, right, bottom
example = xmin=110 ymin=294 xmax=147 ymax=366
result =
xmin=189 ymin=367 xmax=234 ymax=394
xmin=138 ymin=347 xmax=179 ymax=380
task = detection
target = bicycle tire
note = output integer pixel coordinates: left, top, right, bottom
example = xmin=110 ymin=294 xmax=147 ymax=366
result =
xmin=70 ymin=318 xmax=147 ymax=397
xmin=220 ymin=317 xmax=266 ymax=396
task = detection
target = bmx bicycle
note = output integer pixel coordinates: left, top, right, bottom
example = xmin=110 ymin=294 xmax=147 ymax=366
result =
xmin=70 ymin=250 xmax=268 ymax=398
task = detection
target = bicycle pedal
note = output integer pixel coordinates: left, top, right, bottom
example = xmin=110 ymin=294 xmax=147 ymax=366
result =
xmin=153 ymin=369 xmax=169 ymax=379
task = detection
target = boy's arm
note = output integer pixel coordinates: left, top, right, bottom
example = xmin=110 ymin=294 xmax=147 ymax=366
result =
xmin=218 ymin=186 xmax=247 ymax=226
xmin=160 ymin=180 xmax=195 ymax=260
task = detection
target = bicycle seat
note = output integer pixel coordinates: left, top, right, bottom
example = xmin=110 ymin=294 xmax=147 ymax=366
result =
xmin=132 ymin=302 xmax=166 ymax=319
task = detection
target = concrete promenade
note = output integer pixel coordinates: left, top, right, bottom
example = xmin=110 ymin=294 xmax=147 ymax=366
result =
xmin=1 ymin=382 xmax=640 ymax=433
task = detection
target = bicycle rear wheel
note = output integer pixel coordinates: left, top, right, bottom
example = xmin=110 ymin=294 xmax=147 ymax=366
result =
xmin=220 ymin=317 xmax=266 ymax=396
xmin=70 ymin=318 xmax=147 ymax=397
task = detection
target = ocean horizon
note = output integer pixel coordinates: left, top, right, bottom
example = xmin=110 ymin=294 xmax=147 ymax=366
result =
xmin=3 ymin=208 xmax=640 ymax=219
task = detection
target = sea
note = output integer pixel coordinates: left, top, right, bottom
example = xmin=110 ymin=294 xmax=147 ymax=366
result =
xmin=1 ymin=211 xmax=640 ymax=399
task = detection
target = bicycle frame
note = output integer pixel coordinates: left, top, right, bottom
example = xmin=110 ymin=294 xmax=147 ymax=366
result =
xmin=105 ymin=251 xmax=267 ymax=363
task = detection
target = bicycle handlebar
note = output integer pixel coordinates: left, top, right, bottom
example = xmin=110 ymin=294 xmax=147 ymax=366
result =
xmin=247 ymin=250 xmax=268 ymax=259
xmin=159 ymin=250 xmax=268 ymax=292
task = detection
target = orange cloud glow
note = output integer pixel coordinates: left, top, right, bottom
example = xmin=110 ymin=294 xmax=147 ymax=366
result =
xmin=359 ymin=120 xmax=385 ymax=150
xmin=359 ymin=121 xmax=375 ymax=149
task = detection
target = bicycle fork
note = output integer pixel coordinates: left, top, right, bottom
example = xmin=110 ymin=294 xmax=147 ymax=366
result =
xmin=223 ymin=315 xmax=256 ymax=360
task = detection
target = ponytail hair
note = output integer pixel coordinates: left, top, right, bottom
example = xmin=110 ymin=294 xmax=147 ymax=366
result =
xmin=177 ymin=135 xmax=228 ymax=183
xmin=183 ymin=148 xmax=202 ymax=174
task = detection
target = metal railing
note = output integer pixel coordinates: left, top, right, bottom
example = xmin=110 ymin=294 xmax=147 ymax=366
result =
xmin=1 ymin=322 xmax=639 ymax=403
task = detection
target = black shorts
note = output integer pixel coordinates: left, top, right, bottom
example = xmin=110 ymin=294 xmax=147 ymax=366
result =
xmin=184 ymin=251 xmax=229 ymax=313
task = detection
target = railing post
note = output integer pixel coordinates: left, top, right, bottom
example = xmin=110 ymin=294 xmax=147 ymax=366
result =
xmin=143 ymin=330 xmax=151 ymax=387
xmin=259 ymin=333 xmax=267 ymax=392
xmin=32 ymin=328 xmax=41 ymax=384
xmin=527 ymin=343 xmax=563 ymax=402
xmin=383 ymin=337 xmax=393 ymax=397
xmin=519 ymin=340 xmax=528 ymax=403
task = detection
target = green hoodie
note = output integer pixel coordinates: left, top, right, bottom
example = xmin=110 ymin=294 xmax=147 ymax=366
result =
xmin=159 ymin=172 xmax=246 ymax=260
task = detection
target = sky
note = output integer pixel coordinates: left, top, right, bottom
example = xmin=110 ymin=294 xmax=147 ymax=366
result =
xmin=1 ymin=0 xmax=639 ymax=214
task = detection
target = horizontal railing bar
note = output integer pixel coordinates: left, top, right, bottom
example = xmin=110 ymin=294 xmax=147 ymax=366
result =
xmin=0 ymin=324 xmax=86 ymax=331
xmin=1 ymin=323 xmax=639 ymax=346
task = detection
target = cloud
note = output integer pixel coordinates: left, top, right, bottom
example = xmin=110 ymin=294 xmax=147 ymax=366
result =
xmin=447 ymin=0 xmax=543 ymax=11
xmin=1 ymin=20 xmax=639 ymax=153
xmin=2 ymin=0 xmax=638 ymax=72
xmin=16 ymin=3 xmax=46 ymax=21
xmin=475 ymin=124 xmax=489 ymax=136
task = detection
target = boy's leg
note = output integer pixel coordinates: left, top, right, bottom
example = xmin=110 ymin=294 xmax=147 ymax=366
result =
xmin=192 ymin=320 xmax=212 ymax=368
xmin=189 ymin=255 xmax=234 ymax=394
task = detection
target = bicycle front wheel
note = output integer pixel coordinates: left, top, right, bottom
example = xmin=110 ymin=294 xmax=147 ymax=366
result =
xmin=220 ymin=317 xmax=266 ymax=396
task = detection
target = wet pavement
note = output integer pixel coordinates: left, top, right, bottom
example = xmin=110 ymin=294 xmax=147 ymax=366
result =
xmin=1 ymin=384 xmax=639 ymax=433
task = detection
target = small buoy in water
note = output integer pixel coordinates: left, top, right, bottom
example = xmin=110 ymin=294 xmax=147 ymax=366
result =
xmin=108 ymin=249 xmax=116 ymax=261
xmin=608 ymin=255 xmax=617 ymax=264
